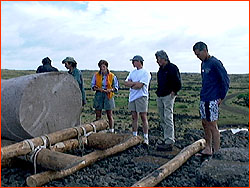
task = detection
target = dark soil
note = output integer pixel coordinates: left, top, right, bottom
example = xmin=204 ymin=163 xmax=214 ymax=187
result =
xmin=1 ymin=126 xmax=249 ymax=187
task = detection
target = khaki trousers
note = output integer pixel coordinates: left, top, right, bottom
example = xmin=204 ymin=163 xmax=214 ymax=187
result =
xmin=157 ymin=94 xmax=176 ymax=144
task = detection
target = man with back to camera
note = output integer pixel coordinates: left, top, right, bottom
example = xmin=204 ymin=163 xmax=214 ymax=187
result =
xmin=193 ymin=41 xmax=230 ymax=156
xmin=124 ymin=55 xmax=151 ymax=145
xmin=36 ymin=57 xmax=59 ymax=73
xmin=155 ymin=50 xmax=182 ymax=151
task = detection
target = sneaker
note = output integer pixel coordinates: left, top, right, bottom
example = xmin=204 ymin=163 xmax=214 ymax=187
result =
xmin=107 ymin=129 xmax=114 ymax=133
xmin=156 ymin=143 xmax=173 ymax=151
xmin=143 ymin=138 xmax=149 ymax=145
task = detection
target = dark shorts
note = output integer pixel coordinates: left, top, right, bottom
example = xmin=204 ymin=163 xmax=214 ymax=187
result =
xmin=199 ymin=99 xmax=219 ymax=122
xmin=93 ymin=91 xmax=115 ymax=110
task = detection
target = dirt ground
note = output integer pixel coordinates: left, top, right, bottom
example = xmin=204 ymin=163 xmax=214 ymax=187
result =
xmin=1 ymin=125 xmax=248 ymax=187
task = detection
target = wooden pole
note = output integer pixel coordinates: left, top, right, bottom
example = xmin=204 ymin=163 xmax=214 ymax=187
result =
xmin=35 ymin=148 xmax=85 ymax=171
xmin=2 ymin=137 xmax=87 ymax=168
xmin=50 ymin=137 xmax=87 ymax=153
xmin=1 ymin=120 xmax=108 ymax=161
xmin=132 ymin=139 xmax=206 ymax=187
xmin=87 ymin=132 xmax=130 ymax=149
xmin=26 ymin=135 xmax=143 ymax=187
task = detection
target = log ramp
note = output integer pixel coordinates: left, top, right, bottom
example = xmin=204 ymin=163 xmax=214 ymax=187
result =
xmin=132 ymin=139 xmax=206 ymax=187
xmin=1 ymin=119 xmax=143 ymax=186
xmin=26 ymin=135 xmax=143 ymax=187
xmin=2 ymin=120 xmax=205 ymax=187
xmin=1 ymin=72 xmax=82 ymax=141
xmin=1 ymin=119 xmax=108 ymax=162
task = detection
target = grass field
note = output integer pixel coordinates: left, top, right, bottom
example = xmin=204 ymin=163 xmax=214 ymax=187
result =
xmin=1 ymin=69 xmax=249 ymax=132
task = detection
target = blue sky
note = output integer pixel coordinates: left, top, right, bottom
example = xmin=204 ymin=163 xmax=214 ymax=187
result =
xmin=1 ymin=1 xmax=249 ymax=73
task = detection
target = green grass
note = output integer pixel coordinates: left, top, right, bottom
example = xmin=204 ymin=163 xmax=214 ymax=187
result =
xmin=2 ymin=69 xmax=249 ymax=129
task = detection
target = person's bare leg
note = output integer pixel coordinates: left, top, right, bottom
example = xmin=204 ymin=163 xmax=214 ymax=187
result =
xmin=106 ymin=110 xmax=114 ymax=129
xmin=209 ymin=120 xmax=220 ymax=152
xmin=132 ymin=111 xmax=138 ymax=133
xmin=201 ymin=119 xmax=213 ymax=155
xmin=95 ymin=110 xmax=102 ymax=120
xmin=140 ymin=112 xmax=148 ymax=134
xmin=140 ymin=112 xmax=149 ymax=144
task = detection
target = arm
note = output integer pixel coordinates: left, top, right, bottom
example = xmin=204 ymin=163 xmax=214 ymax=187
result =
xmin=216 ymin=62 xmax=230 ymax=100
xmin=124 ymin=80 xmax=143 ymax=89
xmin=113 ymin=75 xmax=119 ymax=92
xmin=124 ymin=79 xmax=135 ymax=87
xmin=171 ymin=66 xmax=182 ymax=95
xmin=132 ymin=82 xmax=144 ymax=89
xmin=74 ymin=70 xmax=86 ymax=106
xmin=91 ymin=74 xmax=104 ymax=92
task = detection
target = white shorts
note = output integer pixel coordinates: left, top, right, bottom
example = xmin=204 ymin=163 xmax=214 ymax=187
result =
xmin=199 ymin=99 xmax=219 ymax=122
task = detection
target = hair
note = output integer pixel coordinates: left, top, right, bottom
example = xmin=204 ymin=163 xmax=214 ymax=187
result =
xmin=155 ymin=50 xmax=170 ymax=62
xmin=68 ymin=61 xmax=77 ymax=68
xmin=42 ymin=57 xmax=51 ymax=65
xmin=132 ymin=60 xmax=143 ymax=66
xmin=193 ymin=41 xmax=208 ymax=52
xmin=98 ymin=60 xmax=109 ymax=68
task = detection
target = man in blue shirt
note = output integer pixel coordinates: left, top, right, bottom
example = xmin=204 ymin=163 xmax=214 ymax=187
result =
xmin=193 ymin=41 xmax=230 ymax=156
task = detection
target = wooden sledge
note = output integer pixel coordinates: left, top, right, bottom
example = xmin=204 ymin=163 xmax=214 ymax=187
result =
xmin=26 ymin=135 xmax=143 ymax=187
xmin=1 ymin=119 xmax=108 ymax=162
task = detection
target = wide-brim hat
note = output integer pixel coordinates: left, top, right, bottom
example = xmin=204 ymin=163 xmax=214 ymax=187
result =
xmin=62 ymin=57 xmax=77 ymax=64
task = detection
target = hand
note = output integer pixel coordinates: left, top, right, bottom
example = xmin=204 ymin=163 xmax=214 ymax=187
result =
xmin=93 ymin=86 xmax=103 ymax=92
xmin=218 ymin=98 xmax=222 ymax=106
xmin=93 ymin=85 xmax=99 ymax=91
xmin=103 ymin=89 xmax=113 ymax=93
xmin=82 ymin=100 xmax=86 ymax=107
xmin=170 ymin=91 xmax=176 ymax=98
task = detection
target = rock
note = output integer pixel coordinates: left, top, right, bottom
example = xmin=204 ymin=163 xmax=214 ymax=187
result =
xmin=197 ymin=147 xmax=249 ymax=187
xmin=1 ymin=127 xmax=248 ymax=187
xmin=1 ymin=72 xmax=82 ymax=141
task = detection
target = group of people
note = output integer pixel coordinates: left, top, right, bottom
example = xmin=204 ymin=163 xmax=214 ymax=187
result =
xmin=36 ymin=41 xmax=230 ymax=155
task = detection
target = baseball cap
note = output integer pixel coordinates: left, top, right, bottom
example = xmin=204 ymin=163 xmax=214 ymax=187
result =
xmin=130 ymin=55 xmax=144 ymax=62
xmin=62 ymin=57 xmax=77 ymax=64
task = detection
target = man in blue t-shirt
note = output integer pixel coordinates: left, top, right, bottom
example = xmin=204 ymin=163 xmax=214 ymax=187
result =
xmin=193 ymin=41 xmax=230 ymax=156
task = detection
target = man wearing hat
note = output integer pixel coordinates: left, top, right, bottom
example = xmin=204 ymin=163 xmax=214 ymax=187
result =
xmin=155 ymin=50 xmax=182 ymax=151
xmin=62 ymin=57 xmax=86 ymax=106
xmin=124 ymin=55 xmax=151 ymax=145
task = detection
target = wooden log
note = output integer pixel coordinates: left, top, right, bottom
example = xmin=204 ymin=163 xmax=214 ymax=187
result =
xmin=35 ymin=148 xmax=85 ymax=171
xmin=26 ymin=135 xmax=143 ymax=187
xmin=2 ymin=137 xmax=87 ymax=168
xmin=132 ymin=139 xmax=206 ymax=187
xmin=50 ymin=137 xmax=87 ymax=153
xmin=1 ymin=120 xmax=108 ymax=161
xmin=87 ymin=132 xmax=130 ymax=149
xmin=1 ymin=72 xmax=82 ymax=141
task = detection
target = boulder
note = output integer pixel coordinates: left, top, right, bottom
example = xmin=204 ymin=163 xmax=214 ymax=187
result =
xmin=1 ymin=72 xmax=82 ymax=141
xmin=197 ymin=147 xmax=249 ymax=187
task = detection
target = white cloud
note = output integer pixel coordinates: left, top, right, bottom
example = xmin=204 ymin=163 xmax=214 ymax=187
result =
xmin=1 ymin=1 xmax=249 ymax=73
